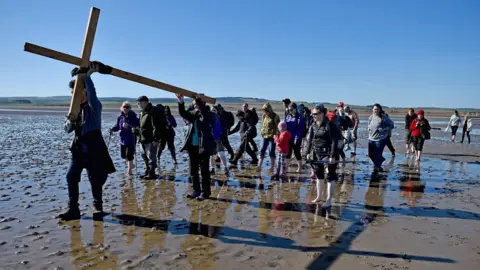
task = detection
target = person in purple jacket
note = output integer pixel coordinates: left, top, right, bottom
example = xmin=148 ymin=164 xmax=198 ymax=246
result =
xmin=110 ymin=101 xmax=139 ymax=175
xmin=283 ymin=99 xmax=305 ymax=173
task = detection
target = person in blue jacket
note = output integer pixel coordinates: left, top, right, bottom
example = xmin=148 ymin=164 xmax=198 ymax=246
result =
xmin=60 ymin=61 xmax=116 ymax=221
xmin=110 ymin=101 xmax=139 ymax=175
xmin=157 ymin=105 xmax=178 ymax=164
xmin=283 ymin=99 xmax=305 ymax=173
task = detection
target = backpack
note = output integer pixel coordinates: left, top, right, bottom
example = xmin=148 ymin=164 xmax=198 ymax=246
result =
xmin=251 ymin=108 xmax=259 ymax=126
xmin=225 ymin=111 xmax=235 ymax=129
xmin=211 ymin=113 xmax=222 ymax=141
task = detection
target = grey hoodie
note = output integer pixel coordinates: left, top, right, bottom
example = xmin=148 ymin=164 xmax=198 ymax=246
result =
xmin=368 ymin=114 xmax=394 ymax=141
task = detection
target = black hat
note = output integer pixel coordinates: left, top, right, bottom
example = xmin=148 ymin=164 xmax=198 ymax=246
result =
xmin=137 ymin=96 xmax=149 ymax=102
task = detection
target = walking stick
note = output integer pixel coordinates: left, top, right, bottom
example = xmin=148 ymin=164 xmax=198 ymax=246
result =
xmin=107 ymin=131 xmax=112 ymax=148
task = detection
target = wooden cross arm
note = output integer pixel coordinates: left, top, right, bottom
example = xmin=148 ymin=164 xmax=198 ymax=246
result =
xmin=24 ymin=42 xmax=216 ymax=104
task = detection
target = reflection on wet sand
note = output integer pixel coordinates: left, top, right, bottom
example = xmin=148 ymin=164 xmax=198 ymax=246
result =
xmin=1 ymin=112 xmax=480 ymax=269
xmin=68 ymin=219 xmax=118 ymax=269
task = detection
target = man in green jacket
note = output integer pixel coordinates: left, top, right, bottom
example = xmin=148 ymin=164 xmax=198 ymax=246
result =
xmin=135 ymin=96 xmax=166 ymax=179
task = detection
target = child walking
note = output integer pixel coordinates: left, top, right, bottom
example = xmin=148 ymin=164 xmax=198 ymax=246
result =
xmin=273 ymin=122 xmax=291 ymax=178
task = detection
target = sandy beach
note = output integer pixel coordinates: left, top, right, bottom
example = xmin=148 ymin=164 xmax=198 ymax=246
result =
xmin=0 ymin=108 xmax=479 ymax=270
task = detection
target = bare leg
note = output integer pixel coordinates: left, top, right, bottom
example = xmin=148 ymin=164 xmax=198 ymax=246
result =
xmin=322 ymin=181 xmax=334 ymax=208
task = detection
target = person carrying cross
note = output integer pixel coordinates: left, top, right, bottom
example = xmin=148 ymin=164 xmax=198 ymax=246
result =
xmin=59 ymin=61 xmax=116 ymax=221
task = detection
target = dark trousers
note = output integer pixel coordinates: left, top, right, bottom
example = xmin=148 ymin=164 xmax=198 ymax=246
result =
xmin=158 ymin=134 xmax=176 ymax=160
xmin=66 ymin=156 xmax=107 ymax=209
xmin=221 ymin=131 xmax=234 ymax=157
xmin=234 ymin=135 xmax=258 ymax=161
xmin=248 ymin=137 xmax=258 ymax=153
xmin=188 ymin=146 xmax=211 ymax=196
xmin=386 ymin=136 xmax=395 ymax=153
xmin=461 ymin=129 xmax=471 ymax=143
xmin=368 ymin=139 xmax=387 ymax=168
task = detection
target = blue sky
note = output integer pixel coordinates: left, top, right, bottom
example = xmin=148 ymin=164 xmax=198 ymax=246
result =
xmin=1 ymin=0 xmax=479 ymax=108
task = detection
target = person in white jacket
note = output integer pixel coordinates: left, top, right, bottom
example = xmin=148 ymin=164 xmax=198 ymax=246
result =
xmin=446 ymin=110 xmax=462 ymax=142
xmin=460 ymin=112 xmax=473 ymax=144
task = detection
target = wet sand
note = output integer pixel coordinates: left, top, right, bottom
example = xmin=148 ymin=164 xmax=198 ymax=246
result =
xmin=1 ymin=110 xmax=479 ymax=270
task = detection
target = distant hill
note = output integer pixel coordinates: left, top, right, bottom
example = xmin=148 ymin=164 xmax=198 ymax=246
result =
xmin=0 ymin=96 xmax=478 ymax=111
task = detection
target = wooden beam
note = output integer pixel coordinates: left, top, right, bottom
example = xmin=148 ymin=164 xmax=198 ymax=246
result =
xmin=24 ymin=42 xmax=217 ymax=104
xmin=69 ymin=7 xmax=100 ymax=121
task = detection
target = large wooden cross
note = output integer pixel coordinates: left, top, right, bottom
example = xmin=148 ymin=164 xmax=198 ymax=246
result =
xmin=24 ymin=7 xmax=216 ymax=121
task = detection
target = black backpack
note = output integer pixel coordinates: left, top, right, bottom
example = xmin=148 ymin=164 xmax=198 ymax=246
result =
xmin=226 ymin=111 xmax=235 ymax=128
xmin=251 ymin=108 xmax=259 ymax=126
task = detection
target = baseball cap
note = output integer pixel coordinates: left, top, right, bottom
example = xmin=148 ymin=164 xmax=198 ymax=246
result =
xmin=137 ymin=96 xmax=149 ymax=102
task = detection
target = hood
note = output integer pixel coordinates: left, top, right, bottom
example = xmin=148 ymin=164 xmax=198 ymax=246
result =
xmin=262 ymin=103 xmax=274 ymax=114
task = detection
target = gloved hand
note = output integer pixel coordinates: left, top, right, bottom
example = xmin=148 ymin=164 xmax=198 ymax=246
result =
xmin=328 ymin=157 xmax=335 ymax=164
xmin=71 ymin=61 xmax=112 ymax=77
xmin=64 ymin=119 xmax=75 ymax=133
xmin=305 ymin=154 xmax=312 ymax=161
xmin=122 ymin=122 xmax=129 ymax=129
xmin=377 ymin=127 xmax=384 ymax=133
xmin=132 ymin=127 xmax=139 ymax=134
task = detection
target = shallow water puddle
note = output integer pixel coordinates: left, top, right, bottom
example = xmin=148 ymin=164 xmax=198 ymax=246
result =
xmin=1 ymin=113 xmax=480 ymax=269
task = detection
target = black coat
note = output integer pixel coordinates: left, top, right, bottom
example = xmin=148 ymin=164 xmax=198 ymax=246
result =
xmin=71 ymin=129 xmax=116 ymax=182
xmin=178 ymin=102 xmax=216 ymax=156
xmin=230 ymin=114 xmax=256 ymax=138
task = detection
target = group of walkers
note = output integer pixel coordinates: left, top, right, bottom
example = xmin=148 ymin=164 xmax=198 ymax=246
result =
xmin=446 ymin=110 xmax=473 ymax=144
xmin=57 ymin=62 xmax=473 ymax=220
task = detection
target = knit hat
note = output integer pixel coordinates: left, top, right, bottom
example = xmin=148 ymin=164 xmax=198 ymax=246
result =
xmin=278 ymin=121 xmax=287 ymax=131
xmin=417 ymin=110 xmax=425 ymax=115
xmin=338 ymin=101 xmax=344 ymax=107
xmin=326 ymin=111 xmax=336 ymax=121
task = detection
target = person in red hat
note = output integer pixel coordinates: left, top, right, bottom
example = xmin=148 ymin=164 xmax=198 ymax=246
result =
xmin=409 ymin=110 xmax=431 ymax=161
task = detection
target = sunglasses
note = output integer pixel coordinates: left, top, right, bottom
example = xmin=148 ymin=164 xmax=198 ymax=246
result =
xmin=312 ymin=112 xmax=319 ymax=115
xmin=123 ymin=106 xmax=131 ymax=109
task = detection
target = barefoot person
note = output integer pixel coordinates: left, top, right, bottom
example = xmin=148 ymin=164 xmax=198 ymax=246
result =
xmin=404 ymin=108 xmax=417 ymax=155
xmin=176 ymin=94 xmax=216 ymax=201
xmin=368 ymin=104 xmax=394 ymax=172
xmin=273 ymin=122 xmax=291 ymax=178
xmin=446 ymin=110 xmax=461 ymax=142
xmin=110 ymin=101 xmax=139 ymax=175
xmin=257 ymin=103 xmax=281 ymax=172
xmin=157 ymin=106 xmax=178 ymax=164
xmin=460 ymin=112 xmax=472 ymax=144
xmin=60 ymin=62 xmax=116 ymax=220
xmin=344 ymin=105 xmax=359 ymax=155
xmin=410 ymin=110 xmax=431 ymax=161
xmin=135 ymin=96 xmax=166 ymax=179
xmin=304 ymin=107 xmax=340 ymax=208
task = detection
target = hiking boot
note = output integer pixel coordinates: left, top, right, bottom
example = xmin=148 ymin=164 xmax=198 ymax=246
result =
xmin=93 ymin=205 xmax=103 ymax=215
xmin=250 ymin=159 xmax=259 ymax=165
xmin=196 ymin=193 xmax=211 ymax=201
xmin=186 ymin=191 xmax=200 ymax=199
xmin=58 ymin=207 xmax=81 ymax=221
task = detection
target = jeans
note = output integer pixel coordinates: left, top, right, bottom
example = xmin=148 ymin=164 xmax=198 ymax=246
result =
xmin=188 ymin=146 xmax=211 ymax=195
xmin=66 ymin=156 xmax=107 ymax=209
xmin=368 ymin=139 xmax=387 ymax=168
xmin=141 ymin=142 xmax=158 ymax=174
xmin=259 ymin=137 xmax=276 ymax=159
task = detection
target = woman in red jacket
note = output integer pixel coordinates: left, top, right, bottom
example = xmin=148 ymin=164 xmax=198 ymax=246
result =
xmin=409 ymin=110 xmax=431 ymax=161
